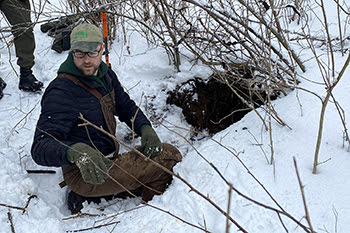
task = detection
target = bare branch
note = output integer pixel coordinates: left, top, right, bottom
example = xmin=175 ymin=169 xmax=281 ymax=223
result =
xmin=293 ymin=157 xmax=315 ymax=232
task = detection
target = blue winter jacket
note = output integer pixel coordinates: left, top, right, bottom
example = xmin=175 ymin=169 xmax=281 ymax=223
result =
xmin=31 ymin=57 xmax=150 ymax=167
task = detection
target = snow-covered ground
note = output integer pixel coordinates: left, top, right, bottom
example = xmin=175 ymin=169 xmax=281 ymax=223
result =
xmin=0 ymin=1 xmax=349 ymax=232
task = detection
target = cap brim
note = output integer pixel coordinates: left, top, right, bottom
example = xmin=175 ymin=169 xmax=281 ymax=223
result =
xmin=70 ymin=42 xmax=101 ymax=52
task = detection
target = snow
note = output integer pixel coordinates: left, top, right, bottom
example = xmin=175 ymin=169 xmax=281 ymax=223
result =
xmin=0 ymin=1 xmax=350 ymax=232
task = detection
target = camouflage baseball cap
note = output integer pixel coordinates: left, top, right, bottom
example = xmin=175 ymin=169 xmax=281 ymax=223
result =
xmin=70 ymin=23 xmax=103 ymax=52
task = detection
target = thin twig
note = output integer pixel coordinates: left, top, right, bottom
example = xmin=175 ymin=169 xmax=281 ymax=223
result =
xmin=26 ymin=170 xmax=56 ymax=174
xmin=0 ymin=194 xmax=38 ymax=213
xmin=243 ymin=128 xmax=269 ymax=163
xmin=7 ymin=211 xmax=16 ymax=233
xmin=22 ymin=195 xmax=37 ymax=214
xmin=95 ymin=205 xmax=144 ymax=220
xmin=293 ymin=157 xmax=314 ymax=233
xmin=66 ymin=221 xmax=120 ymax=232
xmin=62 ymin=213 xmax=102 ymax=221
xmin=11 ymin=101 xmax=40 ymax=134
xmin=0 ymin=203 xmax=26 ymax=211
xmin=225 ymin=183 xmax=233 ymax=233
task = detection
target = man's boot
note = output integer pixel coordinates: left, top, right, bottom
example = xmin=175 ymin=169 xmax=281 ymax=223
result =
xmin=0 ymin=77 xmax=7 ymax=100
xmin=19 ymin=67 xmax=43 ymax=92
xmin=67 ymin=190 xmax=88 ymax=214
xmin=67 ymin=190 xmax=115 ymax=214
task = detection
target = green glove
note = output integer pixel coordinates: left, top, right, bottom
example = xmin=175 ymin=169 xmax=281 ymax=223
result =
xmin=67 ymin=143 xmax=113 ymax=185
xmin=140 ymin=125 xmax=162 ymax=158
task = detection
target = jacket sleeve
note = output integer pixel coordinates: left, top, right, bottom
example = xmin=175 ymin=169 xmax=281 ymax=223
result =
xmin=110 ymin=70 xmax=151 ymax=135
xmin=31 ymin=79 xmax=79 ymax=167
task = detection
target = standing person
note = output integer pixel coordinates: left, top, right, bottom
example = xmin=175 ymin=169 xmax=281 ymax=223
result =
xmin=31 ymin=23 xmax=182 ymax=214
xmin=0 ymin=0 xmax=43 ymax=99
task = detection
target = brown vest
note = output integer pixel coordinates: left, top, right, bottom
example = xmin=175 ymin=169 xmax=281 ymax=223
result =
xmin=57 ymin=73 xmax=120 ymax=153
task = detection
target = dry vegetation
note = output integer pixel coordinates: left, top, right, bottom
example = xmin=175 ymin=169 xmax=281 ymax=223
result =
xmin=2 ymin=0 xmax=349 ymax=232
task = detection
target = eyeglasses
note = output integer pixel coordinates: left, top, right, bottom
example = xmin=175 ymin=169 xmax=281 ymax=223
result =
xmin=72 ymin=48 xmax=102 ymax=58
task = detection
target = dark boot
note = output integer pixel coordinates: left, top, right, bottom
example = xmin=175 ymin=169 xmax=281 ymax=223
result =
xmin=19 ymin=67 xmax=43 ymax=92
xmin=0 ymin=77 xmax=6 ymax=100
xmin=67 ymin=190 xmax=86 ymax=214
xmin=67 ymin=190 xmax=115 ymax=214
